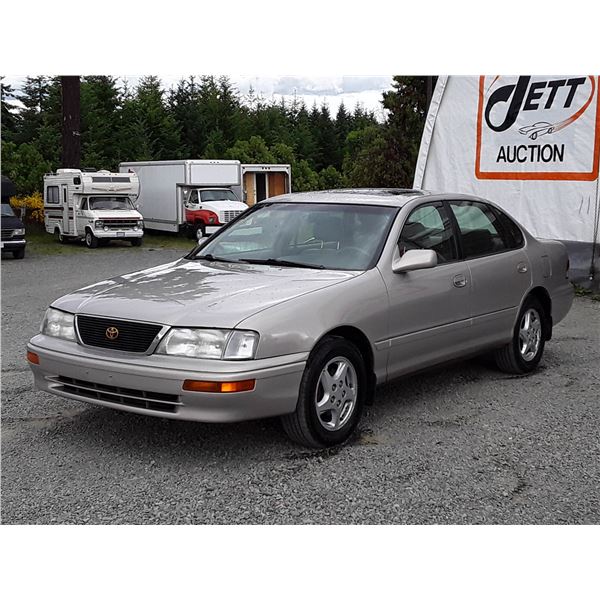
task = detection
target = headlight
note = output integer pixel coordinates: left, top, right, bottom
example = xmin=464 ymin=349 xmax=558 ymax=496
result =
xmin=137 ymin=220 xmax=144 ymax=228
xmin=95 ymin=221 xmax=104 ymax=229
xmin=14 ymin=228 xmax=25 ymax=235
xmin=41 ymin=308 xmax=76 ymax=341
xmin=156 ymin=328 xmax=259 ymax=360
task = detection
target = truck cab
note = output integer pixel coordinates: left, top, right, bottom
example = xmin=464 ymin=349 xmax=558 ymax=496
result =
xmin=44 ymin=169 xmax=144 ymax=248
xmin=182 ymin=187 xmax=247 ymax=237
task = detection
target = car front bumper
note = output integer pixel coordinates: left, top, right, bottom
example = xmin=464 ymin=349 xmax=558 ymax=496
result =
xmin=27 ymin=335 xmax=306 ymax=422
xmin=1 ymin=238 xmax=26 ymax=250
xmin=93 ymin=230 xmax=143 ymax=239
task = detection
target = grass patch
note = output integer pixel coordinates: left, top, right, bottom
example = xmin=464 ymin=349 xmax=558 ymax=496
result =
xmin=23 ymin=226 xmax=196 ymax=257
xmin=574 ymin=284 xmax=600 ymax=302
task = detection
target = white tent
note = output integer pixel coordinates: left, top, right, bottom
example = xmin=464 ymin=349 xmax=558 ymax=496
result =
xmin=414 ymin=76 xmax=600 ymax=282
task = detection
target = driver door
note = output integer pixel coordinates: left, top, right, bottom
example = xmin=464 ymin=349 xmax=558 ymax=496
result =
xmin=381 ymin=202 xmax=473 ymax=379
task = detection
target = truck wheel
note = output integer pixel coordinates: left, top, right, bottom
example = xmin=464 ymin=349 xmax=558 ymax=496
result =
xmin=54 ymin=228 xmax=67 ymax=244
xmin=494 ymin=296 xmax=546 ymax=374
xmin=281 ymin=337 xmax=365 ymax=448
xmin=130 ymin=238 xmax=143 ymax=247
xmin=187 ymin=224 xmax=205 ymax=240
xmin=12 ymin=247 xmax=25 ymax=259
xmin=85 ymin=230 xmax=99 ymax=249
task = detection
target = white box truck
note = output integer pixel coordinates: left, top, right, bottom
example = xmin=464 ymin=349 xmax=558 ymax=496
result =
xmin=119 ymin=160 xmax=248 ymax=236
xmin=43 ymin=169 xmax=144 ymax=248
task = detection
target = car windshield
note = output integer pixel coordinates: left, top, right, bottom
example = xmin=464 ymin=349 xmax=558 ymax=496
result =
xmin=89 ymin=196 xmax=133 ymax=210
xmin=200 ymin=189 xmax=238 ymax=202
xmin=1 ymin=203 xmax=16 ymax=217
xmin=190 ymin=202 xmax=398 ymax=271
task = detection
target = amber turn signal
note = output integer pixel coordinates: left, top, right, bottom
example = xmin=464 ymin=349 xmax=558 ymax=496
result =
xmin=27 ymin=351 xmax=40 ymax=365
xmin=182 ymin=379 xmax=256 ymax=393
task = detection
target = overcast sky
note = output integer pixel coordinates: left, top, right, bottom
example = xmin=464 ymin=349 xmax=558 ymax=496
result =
xmin=3 ymin=75 xmax=393 ymax=119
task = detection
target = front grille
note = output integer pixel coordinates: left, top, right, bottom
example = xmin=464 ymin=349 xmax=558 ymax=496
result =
xmin=1 ymin=229 xmax=14 ymax=240
xmin=51 ymin=375 xmax=180 ymax=413
xmin=76 ymin=315 xmax=163 ymax=353
xmin=101 ymin=220 xmax=138 ymax=230
xmin=220 ymin=210 xmax=243 ymax=223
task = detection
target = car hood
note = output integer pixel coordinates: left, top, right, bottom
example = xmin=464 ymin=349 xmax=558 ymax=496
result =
xmin=52 ymin=258 xmax=357 ymax=328
xmin=199 ymin=201 xmax=246 ymax=212
xmin=1 ymin=215 xmax=25 ymax=229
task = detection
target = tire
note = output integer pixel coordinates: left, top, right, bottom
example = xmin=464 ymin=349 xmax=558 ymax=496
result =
xmin=130 ymin=238 xmax=143 ymax=247
xmin=187 ymin=223 xmax=205 ymax=240
xmin=12 ymin=247 xmax=25 ymax=259
xmin=281 ymin=337 xmax=366 ymax=448
xmin=494 ymin=296 xmax=546 ymax=374
xmin=54 ymin=228 xmax=67 ymax=244
xmin=85 ymin=230 xmax=99 ymax=249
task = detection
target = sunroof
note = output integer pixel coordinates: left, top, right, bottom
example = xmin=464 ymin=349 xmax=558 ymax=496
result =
xmin=327 ymin=188 xmax=425 ymax=196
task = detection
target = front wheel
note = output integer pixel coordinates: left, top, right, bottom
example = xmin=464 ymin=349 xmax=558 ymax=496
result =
xmin=12 ymin=247 xmax=25 ymax=259
xmin=494 ymin=296 xmax=546 ymax=374
xmin=85 ymin=230 xmax=99 ymax=249
xmin=281 ymin=337 xmax=366 ymax=448
xmin=130 ymin=237 xmax=143 ymax=247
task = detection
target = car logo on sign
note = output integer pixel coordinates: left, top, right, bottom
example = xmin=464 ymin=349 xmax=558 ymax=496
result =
xmin=105 ymin=327 xmax=119 ymax=340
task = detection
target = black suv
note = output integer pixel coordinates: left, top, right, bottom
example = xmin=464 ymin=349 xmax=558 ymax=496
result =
xmin=1 ymin=203 xmax=27 ymax=259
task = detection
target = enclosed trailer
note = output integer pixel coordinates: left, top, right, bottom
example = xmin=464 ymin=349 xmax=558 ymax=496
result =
xmin=119 ymin=160 xmax=247 ymax=234
xmin=241 ymin=164 xmax=291 ymax=206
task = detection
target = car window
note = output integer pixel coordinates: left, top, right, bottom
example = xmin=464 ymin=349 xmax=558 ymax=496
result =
xmin=194 ymin=202 xmax=398 ymax=271
xmin=493 ymin=207 xmax=524 ymax=249
xmin=398 ymin=203 xmax=457 ymax=263
xmin=449 ymin=201 xmax=508 ymax=258
xmin=80 ymin=198 xmax=88 ymax=210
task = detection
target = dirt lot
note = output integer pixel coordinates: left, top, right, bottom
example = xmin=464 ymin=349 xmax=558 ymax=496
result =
xmin=2 ymin=245 xmax=599 ymax=524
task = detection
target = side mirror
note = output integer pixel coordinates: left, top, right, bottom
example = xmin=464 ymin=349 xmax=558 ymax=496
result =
xmin=392 ymin=249 xmax=437 ymax=273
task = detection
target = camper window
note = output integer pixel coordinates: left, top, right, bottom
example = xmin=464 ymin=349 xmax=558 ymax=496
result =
xmin=46 ymin=186 xmax=59 ymax=204
xmin=80 ymin=198 xmax=88 ymax=210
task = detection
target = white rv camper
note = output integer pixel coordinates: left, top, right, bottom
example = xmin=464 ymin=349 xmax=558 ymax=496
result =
xmin=43 ymin=169 xmax=143 ymax=248
xmin=119 ymin=160 xmax=248 ymax=235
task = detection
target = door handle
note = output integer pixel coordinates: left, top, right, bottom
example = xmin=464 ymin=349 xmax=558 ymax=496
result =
xmin=517 ymin=262 xmax=528 ymax=274
xmin=453 ymin=274 xmax=468 ymax=288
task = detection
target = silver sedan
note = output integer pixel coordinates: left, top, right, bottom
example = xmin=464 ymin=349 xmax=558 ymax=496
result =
xmin=27 ymin=189 xmax=574 ymax=447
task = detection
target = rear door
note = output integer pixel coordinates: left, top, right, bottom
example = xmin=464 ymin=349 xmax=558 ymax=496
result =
xmin=447 ymin=199 xmax=532 ymax=347
xmin=382 ymin=201 xmax=473 ymax=378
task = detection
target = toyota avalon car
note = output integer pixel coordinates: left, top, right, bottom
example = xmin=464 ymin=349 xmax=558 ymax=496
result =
xmin=27 ymin=189 xmax=573 ymax=447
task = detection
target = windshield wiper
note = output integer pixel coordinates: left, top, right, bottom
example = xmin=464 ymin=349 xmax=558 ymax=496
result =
xmin=239 ymin=258 xmax=325 ymax=270
xmin=194 ymin=253 xmax=239 ymax=263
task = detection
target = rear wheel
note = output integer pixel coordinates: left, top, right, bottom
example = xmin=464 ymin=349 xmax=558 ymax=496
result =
xmin=54 ymin=228 xmax=67 ymax=244
xmin=85 ymin=230 xmax=99 ymax=249
xmin=281 ymin=337 xmax=365 ymax=448
xmin=12 ymin=247 xmax=25 ymax=259
xmin=494 ymin=296 xmax=546 ymax=374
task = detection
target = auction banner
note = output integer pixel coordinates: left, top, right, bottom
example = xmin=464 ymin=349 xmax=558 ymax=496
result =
xmin=476 ymin=75 xmax=600 ymax=181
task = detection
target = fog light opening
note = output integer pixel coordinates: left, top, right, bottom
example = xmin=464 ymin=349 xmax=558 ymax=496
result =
xmin=27 ymin=351 xmax=40 ymax=365
xmin=182 ymin=379 xmax=256 ymax=393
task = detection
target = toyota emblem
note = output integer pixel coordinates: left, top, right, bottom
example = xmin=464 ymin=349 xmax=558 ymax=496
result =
xmin=105 ymin=326 xmax=119 ymax=340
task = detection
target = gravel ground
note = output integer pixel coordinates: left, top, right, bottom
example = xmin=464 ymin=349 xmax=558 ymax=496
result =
xmin=2 ymin=248 xmax=599 ymax=524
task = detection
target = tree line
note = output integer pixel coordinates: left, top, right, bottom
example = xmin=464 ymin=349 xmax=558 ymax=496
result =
xmin=1 ymin=76 xmax=429 ymax=196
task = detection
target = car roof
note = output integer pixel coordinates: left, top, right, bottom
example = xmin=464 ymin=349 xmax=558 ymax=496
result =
xmin=266 ymin=188 xmax=483 ymax=208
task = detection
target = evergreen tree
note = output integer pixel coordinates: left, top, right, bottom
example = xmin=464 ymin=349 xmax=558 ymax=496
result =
xmin=1 ymin=78 xmax=20 ymax=143
xmin=80 ymin=76 xmax=122 ymax=169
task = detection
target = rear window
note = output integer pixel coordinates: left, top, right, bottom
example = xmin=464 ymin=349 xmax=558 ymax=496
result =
xmin=493 ymin=208 xmax=524 ymax=249
xmin=449 ymin=201 xmax=508 ymax=258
